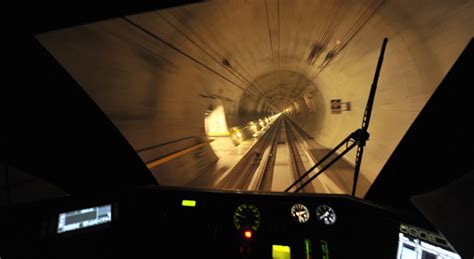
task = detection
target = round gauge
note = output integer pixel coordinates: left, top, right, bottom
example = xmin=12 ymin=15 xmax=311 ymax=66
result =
xmin=316 ymin=205 xmax=336 ymax=225
xmin=290 ymin=203 xmax=310 ymax=223
xmin=233 ymin=204 xmax=261 ymax=231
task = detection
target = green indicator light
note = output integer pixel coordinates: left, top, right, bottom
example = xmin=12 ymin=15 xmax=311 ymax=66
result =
xmin=320 ymin=240 xmax=329 ymax=259
xmin=182 ymin=200 xmax=196 ymax=207
xmin=304 ymin=239 xmax=312 ymax=259
xmin=272 ymin=245 xmax=291 ymax=259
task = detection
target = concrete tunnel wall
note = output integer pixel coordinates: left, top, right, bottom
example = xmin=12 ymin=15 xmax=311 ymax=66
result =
xmin=37 ymin=0 xmax=474 ymax=191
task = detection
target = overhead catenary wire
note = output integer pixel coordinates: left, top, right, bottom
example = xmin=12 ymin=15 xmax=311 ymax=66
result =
xmin=277 ymin=0 xmax=281 ymax=100
xmin=157 ymin=13 xmax=266 ymax=100
xmin=159 ymin=8 xmax=278 ymax=111
xmin=295 ymin=0 xmax=385 ymax=97
xmin=292 ymin=0 xmax=346 ymax=95
xmin=264 ymin=0 xmax=277 ymax=72
xmin=211 ymin=3 xmax=271 ymax=99
xmin=264 ymin=0 xmax=282 ymax=110
xmin=122 ymin=16 xmax=250 ymax=93
xmin=289 ymin=0 xmax=342 ymax=100
xmin=306 ymin=0 xmax=385 ymax=82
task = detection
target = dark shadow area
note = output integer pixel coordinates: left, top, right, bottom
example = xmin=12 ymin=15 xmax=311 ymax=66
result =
xmin=7 ymin=37 xmax=157 ymax=195
xmin=366 ymin=39 xmax=474 ymax=216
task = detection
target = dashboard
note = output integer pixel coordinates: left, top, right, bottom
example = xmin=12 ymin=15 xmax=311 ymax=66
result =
xmin=2 ymin=186 xmax=459 ymax=258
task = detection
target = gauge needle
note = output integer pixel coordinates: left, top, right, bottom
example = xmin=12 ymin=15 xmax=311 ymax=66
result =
xmin=319 ymin=211 xmax=329 ymax=219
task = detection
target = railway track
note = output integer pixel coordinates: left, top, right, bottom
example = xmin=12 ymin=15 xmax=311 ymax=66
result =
xmin=254 ymin=117 xmax=282 ymax=191
xmin=284 ymin=117 xmax=316 ymax=193
xmin=216 ymin=115 xmax=317 ymax=193
xmin=215 ymin=117 xmax=282 ymax=190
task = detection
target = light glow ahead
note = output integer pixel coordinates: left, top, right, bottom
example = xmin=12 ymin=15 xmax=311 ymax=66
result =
xmin=205 ymin=104 xmax=230 ymax=137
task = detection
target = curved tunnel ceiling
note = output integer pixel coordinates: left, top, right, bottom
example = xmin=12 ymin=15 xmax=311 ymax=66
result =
xmin=37 ymin=0 xmax=474 ymax=194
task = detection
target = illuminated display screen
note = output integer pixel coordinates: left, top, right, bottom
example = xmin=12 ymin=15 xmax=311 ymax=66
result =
xmin=397 ymin=225 xmax=460 ymax=259
xmin=57 ymin=204 xmax=112 ymax=233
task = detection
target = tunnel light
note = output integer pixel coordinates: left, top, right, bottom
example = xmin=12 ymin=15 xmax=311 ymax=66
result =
xmin=230 ymin=129 xmax=244 ymax=145
xmin=204 ymin=104 xmax=230 ymax=137
xmin=250 ymin=124 xmax=257 ymax=132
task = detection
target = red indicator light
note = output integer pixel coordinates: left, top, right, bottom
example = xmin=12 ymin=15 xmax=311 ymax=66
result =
xmin=244 ymin=230 xmax=252 ymax=239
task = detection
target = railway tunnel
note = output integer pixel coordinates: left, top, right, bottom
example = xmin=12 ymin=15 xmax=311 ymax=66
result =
xmin=4 ymin=1 xmax=474 ymax=257
xmin=17 ymin=0 xmax=473 ymax=198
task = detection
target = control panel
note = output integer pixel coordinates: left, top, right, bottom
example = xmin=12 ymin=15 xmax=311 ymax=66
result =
xmin=2 ymin=186 xmax=459 ymax=258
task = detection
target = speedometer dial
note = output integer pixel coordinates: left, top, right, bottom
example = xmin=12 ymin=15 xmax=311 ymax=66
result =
xmin=290 ymin=204 xmax=310 ymax=223
xmin=233 ymin=204 xmax=261 ymax=231
xmin=316 ymin=205 xmax=336 ymax=225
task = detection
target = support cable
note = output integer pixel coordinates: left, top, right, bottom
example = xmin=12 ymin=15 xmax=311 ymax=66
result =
xmin=122 ymin=16 xmax=249 ymax=93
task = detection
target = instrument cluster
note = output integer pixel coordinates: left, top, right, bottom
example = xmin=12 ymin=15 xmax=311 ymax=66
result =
xmin=232 ymin=202 xmax=338 ymax=235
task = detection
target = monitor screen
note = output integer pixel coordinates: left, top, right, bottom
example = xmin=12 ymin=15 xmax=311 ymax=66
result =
xmin=397 ymin=224 xmax=460 ymax=259
xmin=57 ymin=204 xmax=112 ymax=233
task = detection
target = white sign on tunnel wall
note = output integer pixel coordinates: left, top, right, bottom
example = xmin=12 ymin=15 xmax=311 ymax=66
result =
xmin=331 ymin=99 xmax=342 ymax=113
xmin=331 ymin=99 xmax=351 ymax=114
